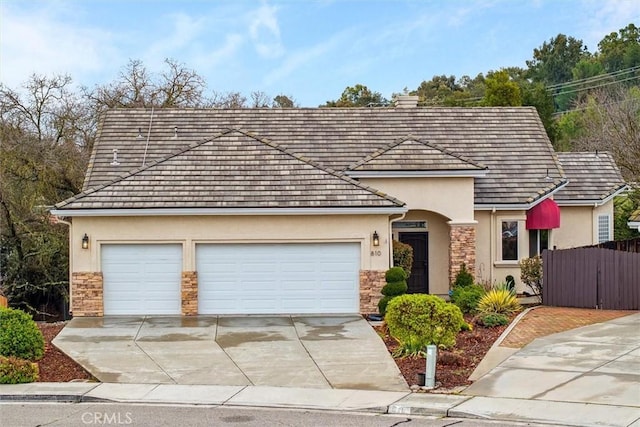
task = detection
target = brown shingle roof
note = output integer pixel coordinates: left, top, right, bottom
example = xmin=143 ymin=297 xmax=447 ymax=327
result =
xmin=57 ymin=129 xmax=403 ymax=210
xmin=80 ymin=107 xmax=566 ymax=206
xmin=555 ymin=152 xmax=626 ymax=204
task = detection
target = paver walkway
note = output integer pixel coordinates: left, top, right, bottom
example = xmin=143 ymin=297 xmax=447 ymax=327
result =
xmin=500 ymin=306 xmax=635 ymax=348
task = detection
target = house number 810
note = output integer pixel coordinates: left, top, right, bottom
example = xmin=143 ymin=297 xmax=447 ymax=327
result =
xmin=370 ymin=250 xmax=382 ymax=256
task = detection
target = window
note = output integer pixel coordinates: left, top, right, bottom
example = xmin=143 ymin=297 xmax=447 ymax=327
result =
xmin=598 ymin=215 xmax=611 ymax=243
xmin=529 ymin=229 xmax=549 ymax=257
xmin=501 ymin=221 xmax=518 ymax=260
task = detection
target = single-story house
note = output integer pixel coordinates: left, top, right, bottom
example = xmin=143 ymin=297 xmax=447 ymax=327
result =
xmin=51 ymin=97 xmax=627 ymax=316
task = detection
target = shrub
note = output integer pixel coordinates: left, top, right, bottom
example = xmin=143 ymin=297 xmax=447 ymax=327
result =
xmin=385 ymin=294 xmax=465 ymax=356
xmin=0 ymin=356 xmax=39 ymax=384
xmin=520 ymin=256 xmax=543 ymax=300
xmin=0 ymin=307 xmax=45 ymax=361
xmin=385 ymin=267 xmax=407 ymax=283
xmin=452 ymin=263 xmax=474 ymax=288
xmin=378 ymin=267 xmax=408 ymax=316
xmin=392 ymin=240 xmax=413 ymax=278
xmin=479 ymin=312 xmax=509 ymax=327
xmin=477 ymin=289 xmax=521 ymax=315
xmin=450 ymin=284 xmax=486 ymax=314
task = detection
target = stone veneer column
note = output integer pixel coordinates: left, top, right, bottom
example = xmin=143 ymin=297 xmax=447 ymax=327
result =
xmin=448 ymin=222 xmax=477 ymax=286
xmin=71 ymin=272 xmax=103 ymax=317
xmin=181 ymin=271 xmax=198 ymax=316
xmin=359 ymin=270 xmax=386 ymax=314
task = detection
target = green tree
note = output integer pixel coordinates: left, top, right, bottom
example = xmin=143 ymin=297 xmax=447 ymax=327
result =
xmin=597 ymin=23 xmax=640 ymax=71
xmin=323 ymin=84 xmax=387 ymax=107
xmin=526 ymin=34 xmax=590 ymax=85
xmin=482 ymin=70 xmax=522 ymax=106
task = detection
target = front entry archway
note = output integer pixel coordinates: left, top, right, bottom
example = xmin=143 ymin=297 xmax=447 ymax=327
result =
xmin=399 ymin=232 xmax=429 ymax=293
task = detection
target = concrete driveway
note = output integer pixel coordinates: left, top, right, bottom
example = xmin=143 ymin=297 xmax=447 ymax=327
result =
xmin=464 ymin=312 xmax=640 ymax=408
xmin=53 ymin=315 xmax=408 ymax=392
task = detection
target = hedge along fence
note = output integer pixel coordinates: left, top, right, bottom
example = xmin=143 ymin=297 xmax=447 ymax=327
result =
xmin=543 ymin=247 xmax=640 ymax=310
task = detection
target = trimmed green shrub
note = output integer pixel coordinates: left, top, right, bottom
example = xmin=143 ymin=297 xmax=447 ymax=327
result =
xmin=0 ymin=356 xmax=39 ymax=384
xmin=477 ymin=289 xmax=521 ymax=315
xmin=392 ymin=240 xmax=413 ymax=278
xmin=385 ymin=294 xmax=465 ymax=356
xmin=378 ymin=267 xmax=408 ymax=316
xmin=0 ymin=307 xmax=45 ymax=361
xmin=381 ymin=281 xmax=408 ymax=297
xmin=479 ymin=312 xmax=510 ymax=327
xmin=450 ymin=284 xmax=486 ymax=314
xmin=452 ymin=263 xmax=474 ymax=288
xmin=385 ymin=267 xmax=407 ymax=283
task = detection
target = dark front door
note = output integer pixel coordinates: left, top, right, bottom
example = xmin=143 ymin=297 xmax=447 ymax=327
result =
xmin=399 ymin=232 xmax=429 ymax=294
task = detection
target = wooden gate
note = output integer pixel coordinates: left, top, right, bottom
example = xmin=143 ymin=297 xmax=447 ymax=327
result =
xmin=543 ymin=247 xmax=640 ymax=310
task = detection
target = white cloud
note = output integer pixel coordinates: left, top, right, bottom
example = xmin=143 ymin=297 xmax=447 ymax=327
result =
xmin=581 ymin=0 xmax=640 ymax=51
xmin=0 ymin=3 xmax=119 ymax=88
xmin=247 ymin=3 xmax=284 ymax=59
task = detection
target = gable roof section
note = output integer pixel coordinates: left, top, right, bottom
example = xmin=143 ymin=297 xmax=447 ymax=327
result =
xmin=56 ymin=129 xmax=404 ymax=212
xmin=346 ymin=137 xmax=487 ymax=176
xmin=82 ymin=107 xmax=567 ymax=206
xmin=555 ymin=152 xmax=627 ymax=205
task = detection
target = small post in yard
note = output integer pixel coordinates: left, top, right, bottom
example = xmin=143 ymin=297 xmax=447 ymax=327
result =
xmin=425 ymin=344 xmax=438 ymax=388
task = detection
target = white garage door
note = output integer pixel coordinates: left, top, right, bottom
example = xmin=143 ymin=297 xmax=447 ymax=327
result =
xmin=196 ymin=243 xmax=360 ymax=314
xmin=102 ymin=244 xmax=182 ymax=315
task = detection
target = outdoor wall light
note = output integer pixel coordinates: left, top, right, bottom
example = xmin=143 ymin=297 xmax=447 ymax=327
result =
xmin=372 ymin=231 xmax=380 ymax=247
xmin=81 ymin=234 xmax=89 ymax=250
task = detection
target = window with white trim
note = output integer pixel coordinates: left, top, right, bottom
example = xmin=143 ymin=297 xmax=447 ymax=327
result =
xmin=501 ymin=221 xmax=519 ymax=260
xmin=597 ymin=215 xmax=611 ymax=243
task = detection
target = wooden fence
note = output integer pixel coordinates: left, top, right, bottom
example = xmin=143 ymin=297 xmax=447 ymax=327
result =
xmin=543 ymin=247 xmax=640 ymax=310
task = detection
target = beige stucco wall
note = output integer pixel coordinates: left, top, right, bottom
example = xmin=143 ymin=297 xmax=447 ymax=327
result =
xmin=554 ymin=202 xmax=614 ymax=249
xmin=392 ymin=210 xmax=451 ymax=296
xmin=475 ymin=209 xmax=529 ymax=292
xmin=360 ymin=177 xmax=475 ymax=221
xmin=70 ymin=214 xmax=392 ymax=273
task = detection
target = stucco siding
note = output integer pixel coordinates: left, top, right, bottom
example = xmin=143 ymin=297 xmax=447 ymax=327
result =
xmin=555 ymin=202 xmax=614 ymax=249
xmin=360 ymin=177 xmax=475 ymax=221
xmin=70 ymin=214 xmax=391 ymax=274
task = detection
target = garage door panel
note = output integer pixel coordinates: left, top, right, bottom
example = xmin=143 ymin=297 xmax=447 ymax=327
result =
xmin=197 ymin=243 xmax=359 ymax=314
xmin=102 ymin=244 xmax=182 ymax=315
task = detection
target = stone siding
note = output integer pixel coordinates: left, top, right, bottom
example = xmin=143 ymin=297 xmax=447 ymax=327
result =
xmin=359 ymin=270 xmax=386 ymax=314
xmin=449 ymin=225 xmax=476 ymax=286
xmin=71 ymin=272 xmax=103 ymax=317
xmin=181 ymin=271 xmax=198 ymax=316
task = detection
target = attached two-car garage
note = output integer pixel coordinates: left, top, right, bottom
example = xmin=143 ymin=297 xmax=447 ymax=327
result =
xmin=101 ymin=243 xmax=360 ymax=315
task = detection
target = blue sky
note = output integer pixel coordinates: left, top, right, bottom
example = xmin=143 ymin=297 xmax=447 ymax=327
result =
xmin=1 ymin=0 xmax=639 ymax=106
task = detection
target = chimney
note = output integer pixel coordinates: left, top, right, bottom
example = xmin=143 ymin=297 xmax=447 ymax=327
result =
xmin=394 ymin=95 xmax=419 ymax=108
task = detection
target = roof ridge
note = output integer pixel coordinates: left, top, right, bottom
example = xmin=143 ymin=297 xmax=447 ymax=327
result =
xmin=347 ymin=135 xmax=487 ymax=171
xmin=230 ymin=128 xmax=406 ymax=207
xmin=55 ymin=129 xmax=236 ymax=208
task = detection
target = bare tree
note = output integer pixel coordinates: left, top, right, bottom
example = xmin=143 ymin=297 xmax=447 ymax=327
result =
xmin=570 ymin=86 xmax=640 ymax=181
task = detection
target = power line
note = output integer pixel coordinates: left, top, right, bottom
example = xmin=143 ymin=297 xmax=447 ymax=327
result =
xmin=546 ymin=65 xmax=640 ymax=90
xmin=551 ymin=74 xmax=640 ymax=98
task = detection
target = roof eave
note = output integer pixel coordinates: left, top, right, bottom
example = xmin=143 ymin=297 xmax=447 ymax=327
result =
xmin=475 ymin=180 xmax=569 ymax=211
xmin=49 ymin=206 xmax=409 ymax=217
xmin=556 ymin=184 xmax=629 ymax=207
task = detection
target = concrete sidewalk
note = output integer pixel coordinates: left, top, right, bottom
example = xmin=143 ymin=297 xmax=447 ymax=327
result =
xmin=1 ymin=381 xmax=639 ymax=426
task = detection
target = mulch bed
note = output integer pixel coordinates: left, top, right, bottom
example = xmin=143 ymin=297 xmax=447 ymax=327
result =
xmin=36 ymin=322 xmax=94 ymax=382
xmin=374 ymin=314 xmax=511 ymax=391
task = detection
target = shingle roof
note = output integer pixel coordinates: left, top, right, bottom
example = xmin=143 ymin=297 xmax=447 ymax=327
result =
xmin=81 ymin=107 xmax=566 ymax=206
xmin=347 ymin=137 xmax=487 ymax=172
xmin=555 ymin=152 xmax=627 ymax=204
xmin=630 ymin=209 xmax=640 ymax=222
xmin=56 ymin=129 xmax=403 ymax=210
